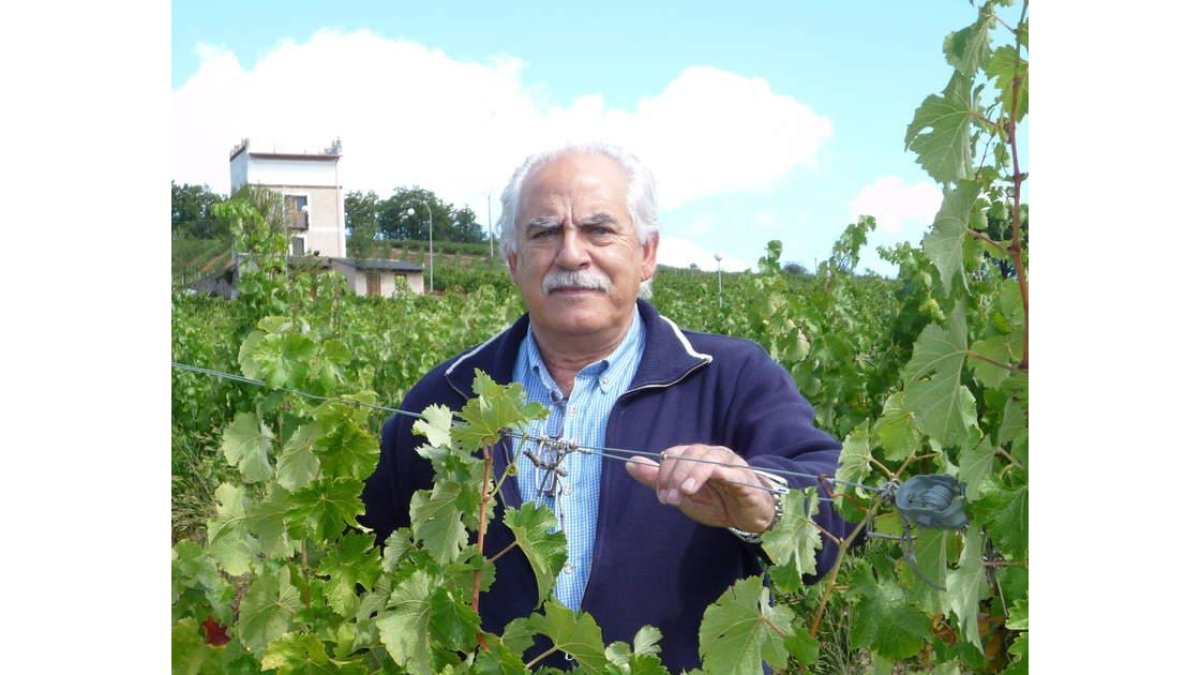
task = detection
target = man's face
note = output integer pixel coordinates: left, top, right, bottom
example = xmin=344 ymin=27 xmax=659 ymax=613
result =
xmin=507 ymin=152 xmax=658 ymax=343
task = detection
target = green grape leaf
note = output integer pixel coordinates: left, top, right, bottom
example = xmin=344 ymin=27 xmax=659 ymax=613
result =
xmin=238 ymin=329 xmax=316 ymax=389
xmin=986 ymin=45 xmax=1028 ymax=123
xmin=996 ymin=565 xmax=1028 ymax=610
xmin=997 ymin=397 xmax=1026 ymax=447
xmin=378 ymin=571 xmax=435 ymax=675
xmin=237 ymin=566 xmax=303 ymax=657
xmin=501 ymin=616 xmax=535 ymax=656
xmin=835 ymin=421 xmax=872 ymax=487
xmin=625 ymin=655 xmax=670 ymax=675
xmin=905 ymin=72 xmax=975 ymax=184
xmin=975 ymin=480 xmax=1028 ymax=560
xmin=278 ymin=423 xmax=321 ymax=491
xmin=355 ymin=573 xmax=394 ymax=624
xmin=261 ymin=632 xmax=369 ymax=674
xmin=413 ymin=403 xmax=456 ymax=451
xmin=382 ymin=527 xmax=415 ymax=573
xmin=922 ymin=181 xmax=981 ymax=292
xmin=317 ymin=533 xmax=382 ymax=617
xmin=902 ymin=530 xmax=950 ymax=617
xmin=943 ymin=13 xmax=994 ymax=76
xmin=873 ymin=392 xmax=922 ymax=462
xmin=409 ymin=481 xmax=469 ymax=564
xmin=473 ymin=635 xmax=529 ymax=675
xmin=526 ymin=603 xmax=608 ymax=673
xmin=221 ymin=412 xmax=274 ymax=483
xmin=605 ymin=641 xmax=632 ymax=667
xmin=430 ymin=588 xmax=480 ymax=653
xmin=206 ymin=483 xmax=254 ymax=576
xmin=958 ymin=437 xmax=996 ymax=501
xmin=783 ymin=627 xmax=820 ymax=668
xmin=969 ymin=336 xmax=1013 ymax=389
xmin=454 ymin=371 xmax=547 ymax=450
xmin=698 ymin=575 xmax=794 ymax=674
xmin=289 ymin=477 xmax=367 ymax=541
xmin=903 ymin=301 xmax=977 ymax=448
xmin=848 ymin=572 xmax=930 ymax=660
xmin=1007 ymin=598 xmax=1029 ymax=631
xmin=172 ymin=541 xmax=234 ymax=625
xmin=314 ymin=416 xmax=379 ymax=482
xmin=761 ymin=488 xmax=822 ymax=592
xmin=172 ymin=618 xmax=216 ymax=675
xmin=947 ymin=525 xmax=988 ymax=651
xmin=504 ymin=502 xmax=568 ymax=603
xmin=633 ymin=625 xmax=663 ymax=657
xmin=1005 ymin=633 xmax=1029 ymax=675
xmin=245 ymin=485 xmax=297 ymax=560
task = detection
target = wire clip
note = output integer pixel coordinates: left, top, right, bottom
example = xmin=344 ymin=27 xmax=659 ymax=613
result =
xmin=893 ymin=474 xmax=967 ymax=530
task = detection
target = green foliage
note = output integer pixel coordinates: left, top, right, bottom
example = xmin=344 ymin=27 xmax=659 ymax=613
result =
xmin=172 ymin=2 xmax=1029 ymax=671
xmin=173 ymin=181 xmax=228 ymax=240
xmin=698 ymin=576 xmax=795 ymax=674
xmin=505 ymin=502 xmax=569 ymax=603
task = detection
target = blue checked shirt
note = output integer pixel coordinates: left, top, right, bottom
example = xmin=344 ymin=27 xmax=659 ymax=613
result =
xmin=511 ymin=311 xmax=646 ymax=611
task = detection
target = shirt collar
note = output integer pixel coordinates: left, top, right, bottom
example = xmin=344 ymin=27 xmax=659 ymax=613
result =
xmin=523 ymin=310 xmax=644 ymax=397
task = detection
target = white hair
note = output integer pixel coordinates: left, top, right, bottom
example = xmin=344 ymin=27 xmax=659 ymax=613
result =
xmin=497 ymin=142 xmax=659 ymax=298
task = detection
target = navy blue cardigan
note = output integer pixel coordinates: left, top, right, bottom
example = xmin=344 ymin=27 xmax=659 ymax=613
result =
xmin=361 ymin=299 xmax=846 ymax=672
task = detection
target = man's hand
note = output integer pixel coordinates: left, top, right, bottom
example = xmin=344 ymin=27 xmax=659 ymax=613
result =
xmin=624 ymin=444 xmax=778 ymax=533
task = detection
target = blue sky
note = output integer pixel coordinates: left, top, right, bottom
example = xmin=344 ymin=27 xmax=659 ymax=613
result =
xmin=172 ymin=0 xmax=1022 ymax=274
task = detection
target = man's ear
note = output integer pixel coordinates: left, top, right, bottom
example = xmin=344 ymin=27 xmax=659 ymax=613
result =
xmin=506 ymin=251 xmax=519 ymax=281
xmin=641 ymin=232 xmax=660 ymax=281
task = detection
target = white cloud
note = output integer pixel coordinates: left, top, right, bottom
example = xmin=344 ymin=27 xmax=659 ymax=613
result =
xmin=173 ymin=29 xmax=833 ymax=223
xmin=848 ymin=175 xmax=942 ymax=237
xmin=656 ymin=236 xmax=751 ymax=272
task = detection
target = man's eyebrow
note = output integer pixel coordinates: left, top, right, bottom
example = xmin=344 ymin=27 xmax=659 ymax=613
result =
xmin=523 ymin=215 xmax=561 ymax=230
xmin=578 ymin=213 xmax=618 ymax=227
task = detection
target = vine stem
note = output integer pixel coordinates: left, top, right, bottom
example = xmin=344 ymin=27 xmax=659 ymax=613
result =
xmin=967 ymin=229 xmax=1010 ymax=256
xmin=867 ymin=456 xmax=892 ymax=477
xmin=811 ymin=521 xmax=843 ymax=545
xmin=808 ymin=501 xmax=879 ymax=638
xmin=964 ymin=350 xmax=1022 ymax=373
xmin=994 ymin=445 xmax=1025 ymax=471
xmin=808 ymin=451 xmax=923 ymax=635
xmin=525 ymin=646 xmax=558 ymax=670
xmin=472 ymin=443 xmax=493 ymax=652
xmin=487 ymin=540 xmax=518 ymax=564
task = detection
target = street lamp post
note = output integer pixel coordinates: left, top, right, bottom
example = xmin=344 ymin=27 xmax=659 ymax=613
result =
xmin=405 ymin=201 xmax=434 ymax=293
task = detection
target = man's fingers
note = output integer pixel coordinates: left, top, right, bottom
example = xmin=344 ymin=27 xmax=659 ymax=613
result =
xmin=624 ymin=456 xmax=660 ymax=489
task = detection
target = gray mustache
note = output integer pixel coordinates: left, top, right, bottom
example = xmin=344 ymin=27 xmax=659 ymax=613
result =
xmin=542 ymin=269 xmax=612 ymax=294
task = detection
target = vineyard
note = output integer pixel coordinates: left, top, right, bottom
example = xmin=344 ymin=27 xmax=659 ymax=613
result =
xmin=171 ymin=2 xmax=1027 ymax=673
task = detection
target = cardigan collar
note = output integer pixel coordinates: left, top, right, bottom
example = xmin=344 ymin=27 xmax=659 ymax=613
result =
xmin=443 ymin=299 xmax=711 ymax=400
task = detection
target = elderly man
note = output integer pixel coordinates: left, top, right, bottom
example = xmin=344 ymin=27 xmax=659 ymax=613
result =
xmin=361 ymin=143 xmax=845 ymax=672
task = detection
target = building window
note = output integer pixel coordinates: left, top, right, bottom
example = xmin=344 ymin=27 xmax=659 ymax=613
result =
xmin=285 ymin=195 xmax=309 ymax=230
xmin=291 ymin=236 xmax=305 ymax=256
xmin=366 ymin=270 xmax=381 ymax=297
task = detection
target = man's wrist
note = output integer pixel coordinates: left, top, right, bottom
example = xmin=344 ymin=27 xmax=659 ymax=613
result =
xmin=728 ymin=472 xmax=787 ymax=543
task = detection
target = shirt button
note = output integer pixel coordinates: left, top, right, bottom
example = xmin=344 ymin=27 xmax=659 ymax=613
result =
xmin=563 ymin=562 xmax=575 ymax=575
xmin=601 ymin=376 xmax=610 ymax=386
xmin=562 ymin=483 xmax=573 ymax=496
xmin=567 ymin=405 xmax=577 ymax=418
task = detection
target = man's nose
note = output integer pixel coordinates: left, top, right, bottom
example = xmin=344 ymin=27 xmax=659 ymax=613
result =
xmin=554 ymin=228 xmax=590 ymax=269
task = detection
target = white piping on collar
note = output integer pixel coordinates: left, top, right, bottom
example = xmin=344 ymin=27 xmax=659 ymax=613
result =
xmin=658 ymin=315 xmax=713 ymax=363
xmin=445 ymin=325 xmax=508 ymax=383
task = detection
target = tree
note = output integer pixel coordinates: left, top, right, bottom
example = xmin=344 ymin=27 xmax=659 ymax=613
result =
xmin=377 ymin=187 xmax=486 ymax=244
xmin=172 ymin=182 xmax=228 ymax=240
xmin=449 ymin=206 xmax=485 ymax=243
xmin=345 ymin=190 xmax=387 ymax=261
